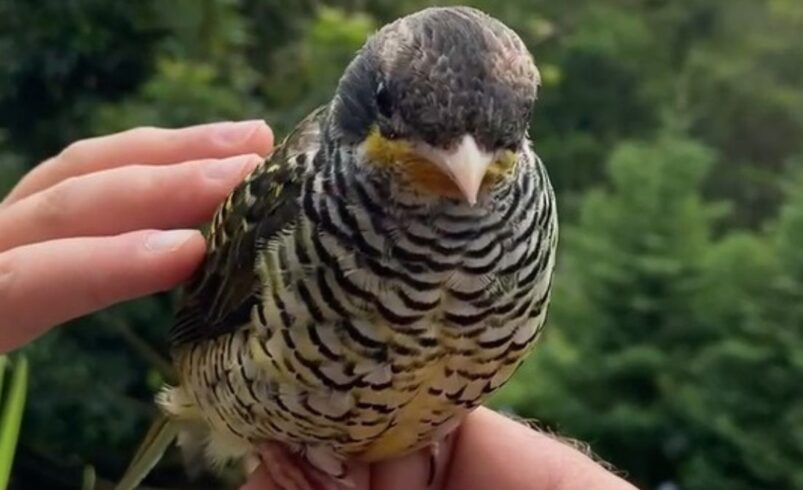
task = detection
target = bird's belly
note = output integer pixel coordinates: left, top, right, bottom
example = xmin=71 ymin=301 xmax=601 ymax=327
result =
xmin=348 ymin=361 xmax=472 ymax=462
xmin=174 ymin=314 xmax=534 ymax=461
xmin=347 ymin=332 xmax=527 ymax=460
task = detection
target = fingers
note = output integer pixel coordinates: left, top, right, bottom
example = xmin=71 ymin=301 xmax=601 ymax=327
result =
xmin=2 ymin=120 xmax=273 ymax=206
xmin=0 ymin=154 xmax=262 ymax=252
xmin=370 ymin=437 xmax=455 ymax=490
xmin=240 ymin=466 xmax=279 ymax=490
xmin=429 ymin=435 xmax=456 ymax=490
xmin=237 ymin=408 xmax=633 ymax=490
xmin=444 ymin=408 xmax=636 ymax=490
xmin=346 ymin=461 xmax=371 ymax=490
xmin=370 ymin=450 xmax=429 ymax=490
xmin=0 ymin=229 xmax=205 ymax=353
xmin=239 ymin=462 xmax=370 ymax=490
xmin=240 ymin=460 xmax=370 ymax=490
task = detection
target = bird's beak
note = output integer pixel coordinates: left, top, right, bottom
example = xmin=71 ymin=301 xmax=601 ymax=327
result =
xmin=424 ymin=134 xmax=494 ymax=205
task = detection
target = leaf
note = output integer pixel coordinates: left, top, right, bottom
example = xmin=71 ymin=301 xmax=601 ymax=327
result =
xmin=0 ymin=356 xmax=28 ymax=490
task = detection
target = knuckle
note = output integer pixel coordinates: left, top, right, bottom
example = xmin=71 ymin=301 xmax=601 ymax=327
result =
xmin=0 ymin=253 xmax=19 ymax=316
xmin=83 ymin=270 xmax=115 ymax=310
xmin=0 ymin=254 xmax=17 ymax=344
xmin=129 ymin=164 xmax=197 ymax=210
xmin=191 ymin=161 xmax=230 ymax=201
xmin=0 ymin=253 xmax=15 ymax=295
xmin=57 ymin=138 xmax=92 ymax=167
xmin=57 ymin=126 xmax=163 ymax=166
xmin=34 ymin=177 xmax=76 ymax=229
xmin=161 ymin=168 xmax=203 ymax=210
xmin=125 ymin=126 xmax=160 ymax=140
xmin=130 ymin=164 xmax=168 ymax=197
xmin=161 ymin=160 xmax=206 ymax=194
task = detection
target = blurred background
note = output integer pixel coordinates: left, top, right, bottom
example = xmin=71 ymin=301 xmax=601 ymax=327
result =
xmin=1 ymin=0 xmax=802 ymax=489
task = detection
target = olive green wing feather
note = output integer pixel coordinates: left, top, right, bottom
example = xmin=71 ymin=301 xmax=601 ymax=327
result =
xmin=169 ymin=107 xmax=327 ymax=348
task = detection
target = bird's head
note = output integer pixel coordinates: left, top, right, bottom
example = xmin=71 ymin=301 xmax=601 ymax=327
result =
xmin=330 ymin=6 xmax=540 ymax=205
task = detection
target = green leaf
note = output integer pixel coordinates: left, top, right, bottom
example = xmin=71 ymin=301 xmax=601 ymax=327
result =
xmin=0 ymin=356 xmax=29 ymax=490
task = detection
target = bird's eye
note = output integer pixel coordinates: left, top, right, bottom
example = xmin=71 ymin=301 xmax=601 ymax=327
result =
xmin=375 ymin=82 xmax=393 ymax=118
xmin=493 ymin=139 xmax=508 ymax=151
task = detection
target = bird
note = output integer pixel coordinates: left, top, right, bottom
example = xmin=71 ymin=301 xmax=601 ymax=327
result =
xmin=116 ymin=6 xmax=558 ymax=490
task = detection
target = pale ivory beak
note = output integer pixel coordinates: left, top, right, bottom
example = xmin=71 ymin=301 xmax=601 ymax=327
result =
xmin=420 ymin=134 xmax=494 ymax=205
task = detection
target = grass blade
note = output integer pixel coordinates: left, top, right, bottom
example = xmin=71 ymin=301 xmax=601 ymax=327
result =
xmin=82 ymin=464 xmax=96 ymax=490
xmin=0 ymin=356 xmax=28 ymax=490
xmin=0 ymin=356 xmax=6 ymax=397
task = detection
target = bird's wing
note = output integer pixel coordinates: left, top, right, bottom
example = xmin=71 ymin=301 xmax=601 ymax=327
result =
xmin=168 ymin=106 xmax=327 ymax=348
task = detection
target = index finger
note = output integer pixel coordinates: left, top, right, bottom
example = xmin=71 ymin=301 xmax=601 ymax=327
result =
xmin=2 ymin=120 xmax=273 ymax=206
xmin=0 ymin=229 xmax=205 ymax=353
xmin=445 ymin=408 xmax=636 ymax=490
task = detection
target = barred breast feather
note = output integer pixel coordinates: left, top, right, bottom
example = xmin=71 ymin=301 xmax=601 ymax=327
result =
xmin=160 ymin=104 xmax=558 ymax=464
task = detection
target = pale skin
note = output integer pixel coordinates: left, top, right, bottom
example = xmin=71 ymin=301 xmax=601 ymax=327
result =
xmin=0 ymin=121 xmax=636 ymax=490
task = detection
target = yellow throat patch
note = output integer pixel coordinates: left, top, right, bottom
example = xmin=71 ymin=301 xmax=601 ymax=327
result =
xmin=363 ymin=127 xmax=517 ymax=200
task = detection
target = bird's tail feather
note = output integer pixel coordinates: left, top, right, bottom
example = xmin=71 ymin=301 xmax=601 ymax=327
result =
xmin=114 ymin=412 xmax=180 ymax=490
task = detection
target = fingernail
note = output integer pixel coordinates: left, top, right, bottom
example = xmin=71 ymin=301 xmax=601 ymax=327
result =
xmin=214 ymin=120 xmax=265 ymax=147
xmin=145 ymin=229 xmax=199 ymax=252
xmin=204 ymin=154 xmax=261 ymax=180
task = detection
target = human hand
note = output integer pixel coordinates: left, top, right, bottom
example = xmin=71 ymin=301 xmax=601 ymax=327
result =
xmin=0 ymin=120 xmax=273 ymax=353
xmin=242 ymin=407 xmax=636 ymax=490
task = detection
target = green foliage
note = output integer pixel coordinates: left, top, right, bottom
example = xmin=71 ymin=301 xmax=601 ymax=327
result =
xmin=496 ymin=136 xmax=722 ymax=486
xmin=669 ymin=220 xmax=803 ymax=490
xmin=0 ymin=155 xmax=25 ymax=200
xmin=0 ymin=0 xmax=163 ymax=160
xmin=2 ymin=0 xmax=802 ymax=488
xmin=258 ymin=7 xmax=376 ymax=133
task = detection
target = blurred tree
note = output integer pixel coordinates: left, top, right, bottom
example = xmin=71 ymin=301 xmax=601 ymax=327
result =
xmin=534 ymin=2 xmax=660 ymax=205
xmin=92 ymin=0 xmax=265 ymax=131
xmin=257 ymin=6 xmax=376 ymax=134
xmin=0 ymin=0 xmax=164 ymax=161
xmin=666 ymin=161 xmax=803 ymax=489
xmin=671 ymin=232 xmax=795 ymax=490
xmin=679 ymin=0 xmax=803 ymax=227
xmin=0 ymin=138 xmax=26 ymax=198
xmin=495 ymin=136 xmax=723 ymax=487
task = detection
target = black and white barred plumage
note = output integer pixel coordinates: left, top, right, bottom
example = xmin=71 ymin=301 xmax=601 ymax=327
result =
xmin=152 ymin=6 xmax=557 ymax=487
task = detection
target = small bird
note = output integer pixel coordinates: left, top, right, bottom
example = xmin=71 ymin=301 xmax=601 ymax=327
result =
xmin=117 ymin=6 xmax=557 ymax=490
